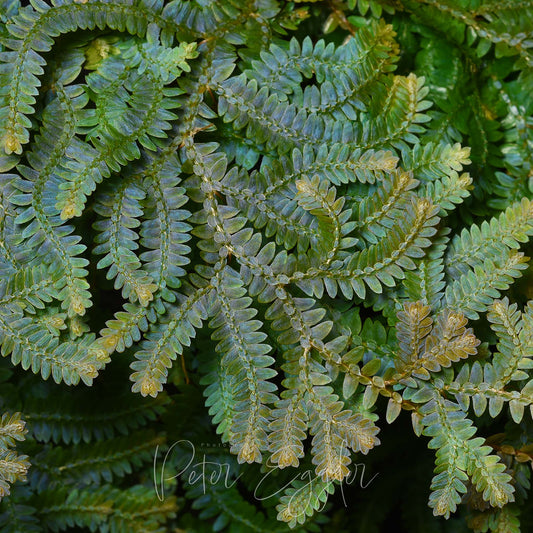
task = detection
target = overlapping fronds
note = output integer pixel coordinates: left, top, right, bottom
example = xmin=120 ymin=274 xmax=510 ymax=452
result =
xmin=0 ymin=412 xmax=29 ymax=501
xmin=2 ymin=0 xmax=533 ymax=531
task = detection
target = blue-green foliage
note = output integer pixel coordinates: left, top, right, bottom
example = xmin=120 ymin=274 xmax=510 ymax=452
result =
xmin=1 ymin=1 xmax=533 ymax=532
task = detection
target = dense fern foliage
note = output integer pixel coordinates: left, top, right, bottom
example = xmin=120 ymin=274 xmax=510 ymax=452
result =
xmin=1 ymin=0 xmax=533 ymax=531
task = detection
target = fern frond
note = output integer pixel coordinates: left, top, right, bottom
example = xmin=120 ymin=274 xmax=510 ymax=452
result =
xmin=209 ymin=267 xmax=277 ymax=464
xmin=353 ymin=168 xmax=417 ymax=244
xmin=488 ymin=298 xmax=533 ymax=386
xmin=218 ymin=70 xmax=430 ymax=154
xmin=0 ymin=496 xmax=40 ymax=533
xmin=200 ymin=341 xmax=238 ymax=444
xmin=0 ymin=310 xmax=102 ymax=385
xmin=90 ymin=300 xmax=164 ymax=358
xmin=186 ymin=479 xmax=287 ymax=533
xmin=220 ymin=142 xmax=389 ymax=258
xmin=93 ymin=177 xmax=158 ymax=306
xmin=55 ymin=41 xmax=193 ymax=220
xmin=245 ymin=19 xmax=398 ymax=101
xmin=217 ymin=75 xmax=322 ymax=154
xmin=401 ymin=141 xmax=471 ymax=182
xmin=420 ymin=394 xmax=514 ymax=518
xmin=130 ymin=283 xmax=212 ymax=397
xmin=442 ymin=297 xmax=533 ymax=423
xmin=268 ymin=384 xmax=307 ymax=469
xmin=24 ymin=390 xmax=168 ymax=445
xmin=0 ymin=264 xmax=60 ymax=314
xmin=422 ymin=171 xmax=472 ymax=215
xmin=311 ymin=397 xmax=378 ymax=482
xmin=9 ymin=84 xmax=92 ymax=317
xmin=446 ymin=360 xmax=533 ymax=423
xmin=403 ymin=228 xmax=449 ymax=310
xmin=276 ymin=476 xmax=334 ymax=528
xmin=444 ymin=250 xmax=529 ymax=320
xmin=394 ymin=301 xmax=479 ymax=384
xmin=291 ymin=197 xmax=440 ymax=300
xmin=266 ymin=289 xmax=379 ymax=480
xmin=445 ymin=198 xmax=533 ymax=278
xmin=393 ymin=0 xmax=533 ymax=67
xmin=0 ymin=0 xmax=187 ymax=155
xmin=218 ymin=164 xmax=317 ymax=254
xmin=359 ymin=72 xmax=432 ymax=149
xmin=295 ymin=175 xmax=356 ymax=263
xmin=30 ymin=430 xmax=163 ymax=488
xmin=0 ymin=412 xmax=29 ymax=501
xmin=0 ymin=453 xmax=29 ymax=501
xmin=394 ymin=301 xmax=433 ymax=377
xmin=491 ymin=71 xmax=533 ymax=209
xmin=308 ymin=386 xmax=379 ymax=482
xmin=0 ymin=412 xmax=26 ymax=451
xmin=34 ymin=484 xmax=177 ymax=533
xmin=1 ymin=2 xmax=531 ymax=529
xmin=292 ymin=143 xmax=399 ymax=186
xmin=139 ymin=153 xmax=192 ymax=300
